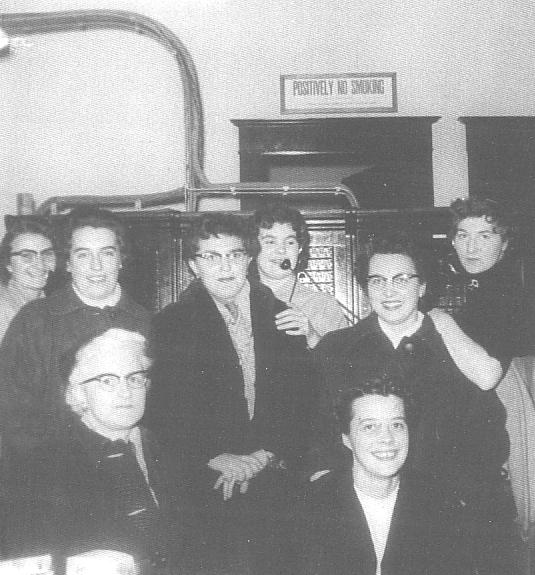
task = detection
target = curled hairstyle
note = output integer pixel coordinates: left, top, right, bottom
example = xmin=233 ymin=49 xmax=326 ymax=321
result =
xmin=183 ymin=213 xmax=253 ymax=261
xmin=251 ymin=204 xmax=311 ymax=271
xmin=0 ymin=218 xmax=56 ymax=284
xmin=356 ymin=232 xmax=428 ymax=294
xmin=449 ymin=196 xmax=513 ymax=244
xmin=334 ymin=374 xmax=413 ymax=436
xmin=60 ymin=206 xmax=130 ymax=266
xmin=63 ymin=328 xmax=151 ymax=416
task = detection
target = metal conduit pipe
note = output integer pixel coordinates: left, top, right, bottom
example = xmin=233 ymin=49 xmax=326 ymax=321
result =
xmin=0 ymin=9 xmax=210 ymax=214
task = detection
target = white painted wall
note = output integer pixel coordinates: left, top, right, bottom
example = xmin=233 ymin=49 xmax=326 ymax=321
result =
xmin=2 ymin=0 xmax=535 ymax=227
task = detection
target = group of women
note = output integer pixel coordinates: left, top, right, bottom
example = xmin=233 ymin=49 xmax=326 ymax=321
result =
xmin=0 ymin=196 xmax=529 ymax=575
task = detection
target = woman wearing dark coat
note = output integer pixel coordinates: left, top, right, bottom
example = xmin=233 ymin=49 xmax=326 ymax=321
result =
xmin=4 ymin=328 xmax=194 ymax=575
xmin=432 ymin=196 xmax=533 ymax=370
xmin=298 ymin=378 xmax=472 ymax=575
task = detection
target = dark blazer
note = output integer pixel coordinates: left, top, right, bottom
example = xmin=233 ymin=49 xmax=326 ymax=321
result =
xmin=298 ymin=469 xmax=472 ymax=575
xmin=145 ymin=279 xmax=315 ymax=498
xmin=3 ymin=417 xmax=192 ymax=573
xmin=0 ymin=284 xmax=151 ymax=460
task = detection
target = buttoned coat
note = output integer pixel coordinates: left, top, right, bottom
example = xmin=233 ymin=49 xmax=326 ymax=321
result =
xmin=298 ymin=469 xmax=472 ymax=575
xmin=145 ymin=279 xmax=315 ymax=499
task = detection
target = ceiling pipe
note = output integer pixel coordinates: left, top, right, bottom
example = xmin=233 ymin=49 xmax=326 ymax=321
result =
xmin=0 ymin=9 xmax=210 ymax=215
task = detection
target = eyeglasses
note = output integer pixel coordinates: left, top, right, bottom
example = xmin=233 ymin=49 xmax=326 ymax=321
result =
xmin=11 ymin=248 xmax=56 ymax=264
xmin=194 ymin=250 xmax=247 ymax=267
xmin=367 ymin=273 xmax=420 ymax=291
xmin=78 ymin=370 xmax=150 ymax=391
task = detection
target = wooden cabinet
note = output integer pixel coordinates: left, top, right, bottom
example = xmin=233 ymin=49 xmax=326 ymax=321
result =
xmin=231 ymin=117 xmax=439 ymax=209
xmin=461 ymin=116 xmax=535 ymax=209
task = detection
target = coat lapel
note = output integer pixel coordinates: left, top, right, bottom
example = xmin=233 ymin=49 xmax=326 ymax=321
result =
xmin=381 ymin=477 xmax=424 ymax=575
xmin=335 ymin=469 xmax=378 ymax=575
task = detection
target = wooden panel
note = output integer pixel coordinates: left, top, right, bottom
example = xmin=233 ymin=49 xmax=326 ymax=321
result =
xmin=460 ymin=116 xmax=535 ymax=205
xmin=120 ymin=211 xmax=182 ymax=312
xmin=232 ymin=117 xmax=439 ymax=209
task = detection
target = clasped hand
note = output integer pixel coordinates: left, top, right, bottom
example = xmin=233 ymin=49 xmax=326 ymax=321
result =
xmin=208 ymin=450 xmax=274 ymax=501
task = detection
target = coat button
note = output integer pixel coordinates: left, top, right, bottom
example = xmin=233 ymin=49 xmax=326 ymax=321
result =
xmin=404 ymin=342 xmax=414 ymax=353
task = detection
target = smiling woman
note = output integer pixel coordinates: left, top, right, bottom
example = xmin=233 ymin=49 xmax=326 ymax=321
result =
xmin=298 ymin=377 xmax=472 ymax=575
xmin=251 ymin=204 xmax=348 ymax=348
xmin=0 ymin=218 xmax=56 ymax=341
xmin=67 ymin=226 xmax=122 ymax=302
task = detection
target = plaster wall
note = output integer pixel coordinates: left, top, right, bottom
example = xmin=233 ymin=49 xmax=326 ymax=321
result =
xmin=2 ymin=0 xmax=534 ymax=225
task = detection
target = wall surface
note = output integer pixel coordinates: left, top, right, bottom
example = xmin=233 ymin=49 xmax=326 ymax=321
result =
xmin=2 ymin=0 xmax=535 ymax=228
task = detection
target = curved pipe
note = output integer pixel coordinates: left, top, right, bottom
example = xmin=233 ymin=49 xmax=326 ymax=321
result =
xmin=0 ymin=9 xmax=210 ymax=196
xmin=36 ymin=187 xmax=186 ymax=215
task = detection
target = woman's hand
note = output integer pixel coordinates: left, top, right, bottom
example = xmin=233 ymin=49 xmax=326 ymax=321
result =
xmin=275 ymin=305 xmax=312 ymax=337
xmin=209 ymin=450 xmax=273 ymax=500
xmin=275 ymin=305 xmax=321 ymax=347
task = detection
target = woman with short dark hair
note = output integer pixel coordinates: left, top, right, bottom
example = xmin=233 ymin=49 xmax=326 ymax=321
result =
xmin=434 ymin=196 xmax=531 ymax=371
xmin=251 ymin=204 xmax=348 ymax=348
xmin=0 ymin=218 xmax=56 ymax=342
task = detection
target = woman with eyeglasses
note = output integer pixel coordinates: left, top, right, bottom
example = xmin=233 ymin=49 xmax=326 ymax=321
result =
xmin=0 ymin=218 xmax=56 ymax=342
xmin=251 ymin=204 xmax=349 ymax=349
xmin=4 ymin=328 xmax=194 ymax=574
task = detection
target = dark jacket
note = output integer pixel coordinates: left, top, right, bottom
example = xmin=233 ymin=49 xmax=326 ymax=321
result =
xmin=3 ymin=417 xmax=192 ymax=574
xmin=145 ymin=279 xmax=315 ymax=499
xmin=0 ymin=284 xmax=151 ymax=459
xmin=310 ymin=314 xmax=510 ymax=514
xmin=434 ymin=255 xmax=533 ymax=370
xmin=297 ymin=468 xmax=472 ymax=575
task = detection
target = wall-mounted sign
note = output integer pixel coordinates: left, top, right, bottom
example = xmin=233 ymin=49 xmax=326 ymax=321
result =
xmin=280 ymin=72 xmax=397 ymax=115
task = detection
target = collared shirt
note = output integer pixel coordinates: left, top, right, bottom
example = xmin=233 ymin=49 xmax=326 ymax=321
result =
xmin=72 ymin=282 xmax=122 ymax=309
xmin=213 ymin=281 xmax=256 ymax=419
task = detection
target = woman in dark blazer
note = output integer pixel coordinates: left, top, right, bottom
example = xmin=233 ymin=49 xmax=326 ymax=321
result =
xmin=298 ymin=376 xmax=473 ymax=575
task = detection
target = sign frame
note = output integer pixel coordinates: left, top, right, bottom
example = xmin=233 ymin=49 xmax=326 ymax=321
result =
xmin=280 ymin=72 xmax=397 ymax=115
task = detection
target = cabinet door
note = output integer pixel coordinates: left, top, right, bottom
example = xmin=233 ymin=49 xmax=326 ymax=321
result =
xmin=232 ymin=117 xmax=439 ymax=209
xmin=120 ymin=212 xmax=184 ymax=313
